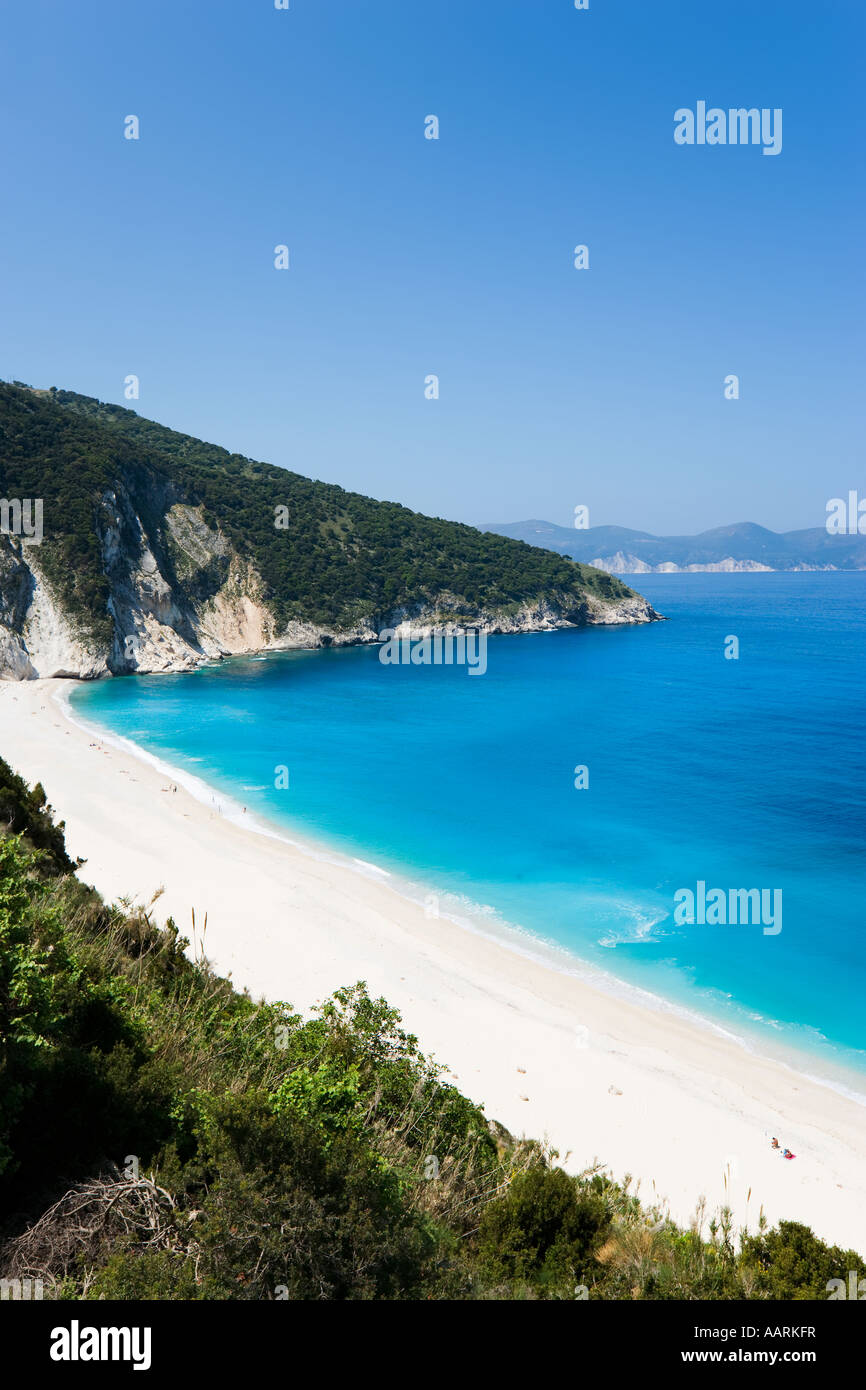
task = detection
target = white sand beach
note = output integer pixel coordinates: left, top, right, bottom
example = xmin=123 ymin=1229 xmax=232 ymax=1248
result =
xmin=2 ymin=676 xmax=865 ymax=1253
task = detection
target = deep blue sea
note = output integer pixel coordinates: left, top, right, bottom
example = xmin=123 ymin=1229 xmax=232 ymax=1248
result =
xmin=70 ymin=574 xmax=866 ymax=1087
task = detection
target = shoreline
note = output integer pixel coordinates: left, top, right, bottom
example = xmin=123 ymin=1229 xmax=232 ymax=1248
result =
xmin=2 ymin=676 xmax=866 ymax=1252
xmin=61 ymin=673 xmax=866 ymax=1112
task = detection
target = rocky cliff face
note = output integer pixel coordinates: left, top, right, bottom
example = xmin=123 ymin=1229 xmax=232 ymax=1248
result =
xmin=0 ymin=489 xmax=660 ymax=681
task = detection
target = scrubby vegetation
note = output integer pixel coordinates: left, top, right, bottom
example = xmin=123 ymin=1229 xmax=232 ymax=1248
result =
xmin=1 ymin=760 xmax=862 ymax=1301
xmin=0 ymin=382 xmax=632 ymax=644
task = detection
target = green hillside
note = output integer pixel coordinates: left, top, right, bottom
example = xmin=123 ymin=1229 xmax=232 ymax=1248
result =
xmin=0 ymin=382 xmax=636 ymax=645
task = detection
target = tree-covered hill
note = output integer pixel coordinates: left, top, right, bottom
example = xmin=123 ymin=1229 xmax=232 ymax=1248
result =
xmin=46 ymin=385 xmax=635 ymax=617
xmin=0 ymin=383 xmax=656 ymax=679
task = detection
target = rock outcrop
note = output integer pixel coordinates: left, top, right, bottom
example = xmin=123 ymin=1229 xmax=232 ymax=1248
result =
xmin=591 ymin=552 xmax=775 ymax=575
xmin=0 ymin=503 xmax=660 ymax=680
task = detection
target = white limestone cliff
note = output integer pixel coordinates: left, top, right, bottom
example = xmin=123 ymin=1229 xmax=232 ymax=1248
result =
xmin=0 ymin=497 xmax=660 ymax=681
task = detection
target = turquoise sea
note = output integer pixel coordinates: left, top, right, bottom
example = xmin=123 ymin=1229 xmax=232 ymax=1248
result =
xmin=70 ymin=574 xmax=866 ymax=1090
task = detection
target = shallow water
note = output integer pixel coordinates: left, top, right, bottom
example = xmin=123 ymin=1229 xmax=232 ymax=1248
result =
xmin=71 ymin=573 xmax=866 ymax=1084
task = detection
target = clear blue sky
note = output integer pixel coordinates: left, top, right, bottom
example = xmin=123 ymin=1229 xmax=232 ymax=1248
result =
xmin=1 ymin=0 xmax=862 ymax=534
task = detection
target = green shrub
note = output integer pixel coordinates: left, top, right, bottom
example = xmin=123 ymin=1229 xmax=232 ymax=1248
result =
xmin=477 ymin=1166 xmax=610 ymax=1287
xmin=741 ymin=1222 xmax=866 ymax=1301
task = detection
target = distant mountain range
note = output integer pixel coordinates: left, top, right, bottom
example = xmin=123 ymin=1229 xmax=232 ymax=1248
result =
xmin=481 ymin=520 xmax=866 ymax=574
